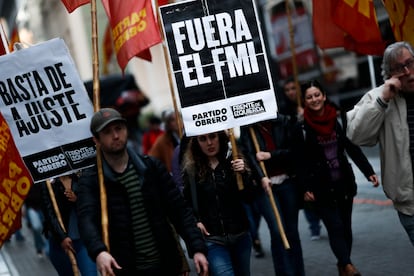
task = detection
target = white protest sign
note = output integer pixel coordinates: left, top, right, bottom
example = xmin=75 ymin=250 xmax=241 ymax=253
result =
xmin=0 ymin=38 xmax=95 ymax=182
xmin=160 ymin=0 xmax=278 ymax=136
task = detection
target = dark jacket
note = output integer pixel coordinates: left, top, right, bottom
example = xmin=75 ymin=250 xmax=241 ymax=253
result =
xmin=240 ymin=114 xmax=296 ymax=183
xmin=292 ymin=120 xmax=375 ymax=205
xmin=77 ymin=147 xmax=207 ymax=275
xmin=40 ymin=176 xmax=77 ymax=243
xmin=183 ymin=156 xmax=251 ymax=236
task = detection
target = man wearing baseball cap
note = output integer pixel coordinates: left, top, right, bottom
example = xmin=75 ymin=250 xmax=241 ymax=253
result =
xmin=77 ymin=108 xmax=208 ymax=276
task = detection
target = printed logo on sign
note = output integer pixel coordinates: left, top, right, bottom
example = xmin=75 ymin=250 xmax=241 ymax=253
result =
xmin=231 ymin=100 xmax=266 ymax=118
xmin=65 ymin=146 xmax=95 ymax=163
xmin=32 ymin=154 xmax=67 ymax=173
xmin=192 ymin=108 xmax=228 ymax=127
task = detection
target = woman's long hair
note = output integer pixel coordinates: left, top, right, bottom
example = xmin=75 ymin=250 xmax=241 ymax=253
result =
xmin=182 ymin=131 xmax=229 ymax=181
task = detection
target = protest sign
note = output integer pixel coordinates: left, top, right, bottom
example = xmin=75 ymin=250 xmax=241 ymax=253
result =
xmin=160 ymin=0 xmax=278 ymax=136
xmin=0 ymin=38 xmax=95 ymax=182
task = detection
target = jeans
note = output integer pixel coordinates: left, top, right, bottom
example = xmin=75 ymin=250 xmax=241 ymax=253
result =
xmin=303 ymin=207 xmax=321 ymax=236
xmin=26 ymin=208 xmax=47 ymax=254
xmin=206 ymin=232 xmax=251 ymax=276
xmin=49 ymin=238 xmax=97 ymax=276
xmin=255 ymin=179 xmax=305 ymax=276
xmin=397 ymin=211 xmax=414 ymax=246
xmin=315 ymin=198 xmax=353 ymax=266
xmin=244 ymin=202 xmax=262 ymax=242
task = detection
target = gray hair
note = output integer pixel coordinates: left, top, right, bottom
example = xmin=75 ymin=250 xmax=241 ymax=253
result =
xmin=381 ymin=41 xmax=414 ymax=80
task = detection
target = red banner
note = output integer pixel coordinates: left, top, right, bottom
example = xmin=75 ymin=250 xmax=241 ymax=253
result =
xmin=61 ymin=0 xmax=90 ymax=13
xmin=313 ymin=0 xmax=385 ymax=55
xmin=383 ymin=0 xmax=414 ymax=47
xmin=102 ymin=0 xmax=162 ymax=71
xmin=102 ymin=23 xmax=113 ymax=74
xmin=0 ymin=113 xmax=33 ymax=247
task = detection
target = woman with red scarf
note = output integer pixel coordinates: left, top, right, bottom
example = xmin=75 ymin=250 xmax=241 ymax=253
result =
xmin=292 ymin=80 xmax=379 ymax=276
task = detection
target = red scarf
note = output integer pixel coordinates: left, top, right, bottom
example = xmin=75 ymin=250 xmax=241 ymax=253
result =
xmin=304 ymin=103 xmax=337 ymax=136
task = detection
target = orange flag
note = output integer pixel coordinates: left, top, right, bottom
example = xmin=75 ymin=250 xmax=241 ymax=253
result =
xmin=102 ymin=23 xmax=113 ymax=75
xmin=61 ymin=0 xmax=90 ymax=13
xmin=8 ymin=26 xmax=20 ymax=52
xmin=0 ymin=113 xmax=33 ymax=247
xmin=383 ymin=0 xmax=414 ymax=47
xmin=312 ymin=0 xmax=385 ymax=55
xmin=101 ymin=0 xmax=162 ymax=72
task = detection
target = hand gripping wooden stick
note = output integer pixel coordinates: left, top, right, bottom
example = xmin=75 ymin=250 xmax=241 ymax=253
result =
xmin=227 ymin=128 xmax=244 ymax=190
xmin=46 ymin=179 xmax=80 ymax=275
xmin=248 ymin=127 xmax=290 ymax=249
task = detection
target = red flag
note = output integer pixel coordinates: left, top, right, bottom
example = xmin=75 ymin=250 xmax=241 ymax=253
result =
xmin=101 ymin=0 xmax=162 ymax=72
xmin=312 ymin=0 xmax=385 ymax=55
xmin=102 ymin=23 xmax=114 ymax=75
xmin=312 ymin=0 xmax=344 ymax=49
xmin=0 ymin=40 xmax=6 ymax=56
xmin=0 ymin=113 xmax=33 ymax=247
xmin=383 ymin=0 xmax=414 ymax=47
xmin=61 ymin=0 xmax=90 ymax=13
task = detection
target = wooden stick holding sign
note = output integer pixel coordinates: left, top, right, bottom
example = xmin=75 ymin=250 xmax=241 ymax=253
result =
xmin=248 ymin=127 xmax=290 ymax=249
xmin=46 ymin=179 xmax=80 ymax=276
xmin=90 ymin=0 xmax=110 ymax=251
xmin=227 ymin=128 xmax=244 ymax=190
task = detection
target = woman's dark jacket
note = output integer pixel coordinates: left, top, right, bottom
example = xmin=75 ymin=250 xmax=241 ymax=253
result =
xmin=183 ymin=156 xmax=252 ymax=237
xmin=77 ymin=147 xmax=207 ymax=274
xmin=291 ymin=119 xmax=375 ymax=205
xmin=40 ymin=176 xmax=77 ymax=243
xmin=240 ymin=114 xmax=296 ymax=183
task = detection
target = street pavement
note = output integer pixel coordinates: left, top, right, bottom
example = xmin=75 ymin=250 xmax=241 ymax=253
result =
xmin=0 ymin=146 xmax=413 ymax=275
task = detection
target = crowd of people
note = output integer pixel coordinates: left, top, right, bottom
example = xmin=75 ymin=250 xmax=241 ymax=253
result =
xmin=7 ymin=40 xmax=414 ymax=276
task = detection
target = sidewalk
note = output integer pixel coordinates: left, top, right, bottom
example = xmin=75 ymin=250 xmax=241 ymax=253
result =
xmin=0 ymin=223 xmax=57 ymax=276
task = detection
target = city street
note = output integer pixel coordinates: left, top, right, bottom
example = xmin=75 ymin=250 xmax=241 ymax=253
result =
xmin=1 ymin=147 xmax=413 ymax=275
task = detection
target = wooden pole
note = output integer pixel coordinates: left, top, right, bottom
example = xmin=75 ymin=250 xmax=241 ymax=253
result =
xmin=90 ymin=0 xmax=109 ymax=250
xmin=46 ymin=179 xmax=80 ymax=276
xmin=227 ymin=128 xmax=244 ymax=190
xmin=248 ymin=127 xmax=290 ymax=249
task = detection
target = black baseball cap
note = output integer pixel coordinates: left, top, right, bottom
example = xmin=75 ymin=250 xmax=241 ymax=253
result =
xmin=90 ymin=108 xmax=126 ymax=135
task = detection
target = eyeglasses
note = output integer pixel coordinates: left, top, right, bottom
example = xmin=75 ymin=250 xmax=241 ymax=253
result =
xmin=197 ymin=133 xmax=218 ymax=143
xmin=391 ymin=57 xmax=414 ymax=75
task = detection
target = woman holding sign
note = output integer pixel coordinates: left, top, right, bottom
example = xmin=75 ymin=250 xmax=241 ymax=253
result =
xmin=182 ymin=131 xmax=253 ymax=276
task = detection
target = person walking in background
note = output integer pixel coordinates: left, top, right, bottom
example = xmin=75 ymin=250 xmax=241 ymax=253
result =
xmin=148 ymin=108 xmax=180 ymax=173
xmin=141 ymin=115 xmax=164 ymax=155
xmin=40 ymin=173 xmax=97 ymax=276
xmin=347 ymin=41 xmax=414 ymax=246
xmin=292 ymin=80 xmax=379 ymax=276
xmin=25 ymin=183 xmax=48 ymax=258
xmin=240 ymin=115 xmax=305 ymax=276
xmin=182 ymin=131 xmax=253 ymax=276
xmin=77 ymin=108 xmax=208 ymax=276
xmin=282 ymin=77 xmax=322 ymax=241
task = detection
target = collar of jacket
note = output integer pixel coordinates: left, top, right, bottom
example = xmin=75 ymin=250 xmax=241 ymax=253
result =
xmin=101 ymin=146 xmax=148 ymax=182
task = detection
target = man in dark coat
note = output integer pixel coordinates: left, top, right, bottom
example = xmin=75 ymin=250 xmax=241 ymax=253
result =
xmin=77 ymin=108 xmax=208 ymax=276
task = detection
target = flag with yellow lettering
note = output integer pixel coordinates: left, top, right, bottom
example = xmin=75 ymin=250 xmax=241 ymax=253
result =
xmin=101 ymin=0 xmax=162 ymax=72
xmin=61 ymin=0 xmax=90 ymax=13
xmin=0 ymin=113 xmax=33 ymax=247
xmin=383 ymin=0 xmax=414 ymax=46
